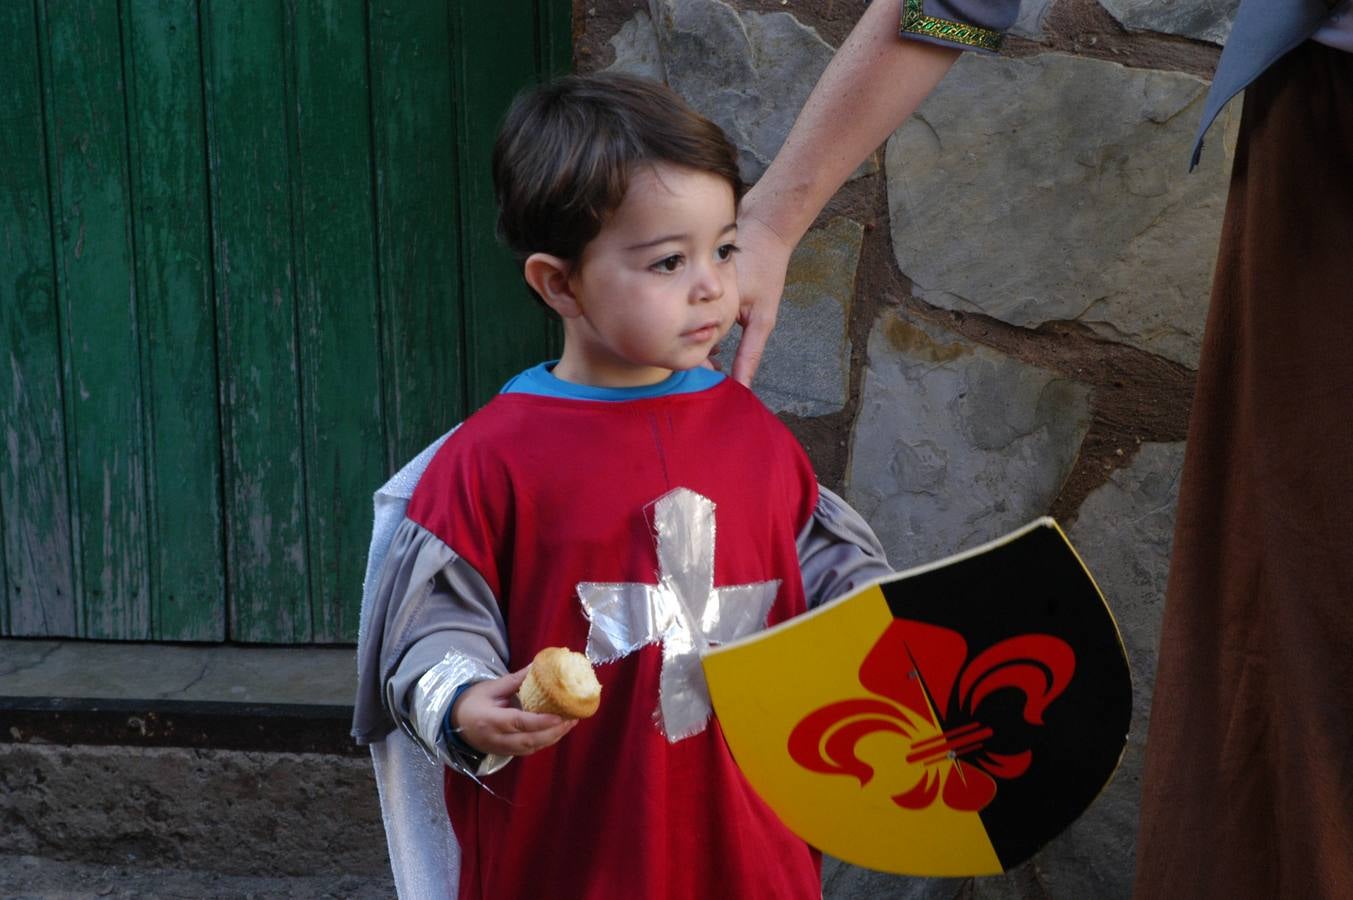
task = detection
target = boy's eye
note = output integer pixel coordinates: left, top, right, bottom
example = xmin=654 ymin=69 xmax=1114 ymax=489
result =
xmin=653 ymin=254 xmax=683 ymax=273
xmin=717 ymin=243 xmax=741 ymax=261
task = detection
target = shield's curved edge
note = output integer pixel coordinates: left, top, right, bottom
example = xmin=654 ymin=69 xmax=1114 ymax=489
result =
xmin=992 ymin=518 xmax=1133 ymax=870
xmin=704 ymin=518 xmax=1134 ymax=877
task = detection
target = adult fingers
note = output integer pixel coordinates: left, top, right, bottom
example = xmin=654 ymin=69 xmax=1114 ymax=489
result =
xmin=732 ymin=304 xmax=777 ymax=387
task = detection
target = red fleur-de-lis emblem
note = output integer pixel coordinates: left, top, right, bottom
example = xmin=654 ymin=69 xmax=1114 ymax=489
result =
xmin=788 ymin=619 xmax=1075 ymax=812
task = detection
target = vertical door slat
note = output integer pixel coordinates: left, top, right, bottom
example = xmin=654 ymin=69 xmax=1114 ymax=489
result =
xmin=538 ymin=0 xmax=573 ymax=87
xmin=0 ymin=0 xmax=77 ymax=636
xmin=369 ymin=0 xmax=467 ymax=469
xmin=46 ymin=0 xmax=150 ymax=639
xmin=125 ymin=0 xmax=226 ymax=641
xmin=537 ymin=0 xmax=569 ymax=360
xmin=453 ymin=2 xmax=558 ymax=410
xmin=292 ymin=0 xmax=385 ymax=642
xmin=204 ymin=1 xmax=310 ymax=643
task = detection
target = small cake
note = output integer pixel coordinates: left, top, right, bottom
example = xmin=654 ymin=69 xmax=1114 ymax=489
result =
xmin=519 ymin=647 xmax=602 ymax=719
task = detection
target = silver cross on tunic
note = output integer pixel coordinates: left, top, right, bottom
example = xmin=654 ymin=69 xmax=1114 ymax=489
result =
xmin=578 ymin=487 xmax=781 ymax=742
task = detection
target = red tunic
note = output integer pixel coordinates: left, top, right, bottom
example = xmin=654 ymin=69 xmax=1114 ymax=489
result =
xmin=406 ymin=380 xmax=823 ymax=900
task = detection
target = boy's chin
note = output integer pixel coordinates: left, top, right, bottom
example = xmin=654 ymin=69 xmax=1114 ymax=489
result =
xmin=671 ymin=353 xmax=718 ymax=374
xmin=674 ymin=341 xmax=726 ymax=372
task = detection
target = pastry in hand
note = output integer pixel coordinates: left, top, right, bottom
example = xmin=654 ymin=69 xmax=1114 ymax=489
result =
xmin=519 ymin=647 xmax=602 ymax=719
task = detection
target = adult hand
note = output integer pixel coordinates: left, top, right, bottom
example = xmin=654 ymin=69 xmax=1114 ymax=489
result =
xmin=451 ymin=667 xmax=577 ymax=756
xmin=731 ymin=211 xmax=795 ymax=387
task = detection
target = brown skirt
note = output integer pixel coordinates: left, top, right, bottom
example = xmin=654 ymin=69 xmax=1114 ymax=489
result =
xmin=1133 ymin=42 xmax=1353 ymax=899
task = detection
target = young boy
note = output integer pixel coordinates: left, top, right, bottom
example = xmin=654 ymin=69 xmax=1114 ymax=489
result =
xmin=354 ymin=73 xmax=891 ymax=899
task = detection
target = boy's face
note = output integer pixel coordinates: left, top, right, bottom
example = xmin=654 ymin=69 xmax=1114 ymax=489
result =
xmin=557 ymin=163 xmax=739 ymax=388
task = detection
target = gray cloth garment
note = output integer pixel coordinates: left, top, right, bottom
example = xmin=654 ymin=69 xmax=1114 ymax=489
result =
xmin=898 ymin=0 xmax=1019 ymax=54
xmin=369 ymin=520 xmax=507 ymax=749
xmin=351 ymin=428 xmax=458 ymax=900
xmin=1191 ymin=0 xmax=1341 ymax=168
xmin=1312 ymin=0 xmax=1353 ymax=50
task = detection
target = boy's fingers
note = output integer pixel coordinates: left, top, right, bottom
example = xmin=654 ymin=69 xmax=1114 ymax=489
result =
xmin=487 ymin=667 xmax=530 ymax=699
xmin=535 ymin=719 xmax=578 ymax=747
xmin=456 ymin=669 xmax=527 ymax=717
xmin=508 ymin=719 xmax=577 ymax=754
xmin=469 ymin=712 xmax=580 ymax=756
xmin=503 ymin=708 xmax=565 ymax=733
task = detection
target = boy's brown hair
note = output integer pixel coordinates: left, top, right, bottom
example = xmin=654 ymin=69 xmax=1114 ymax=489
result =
xmin=492 ymin=73 xmax=745 ymax=268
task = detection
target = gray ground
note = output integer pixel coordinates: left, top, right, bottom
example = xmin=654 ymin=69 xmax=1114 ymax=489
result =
xmin=0 ymin=856 xmax=394 ymax=900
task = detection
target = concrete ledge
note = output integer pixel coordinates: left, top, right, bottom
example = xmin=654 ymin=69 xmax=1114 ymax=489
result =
xmin=2 ymin=697 xmax=357 ymax=754
xmin=0 ymin=640 xmax=360 ymax=755
xmin=0 ymin=639 xmax=357 ymax=704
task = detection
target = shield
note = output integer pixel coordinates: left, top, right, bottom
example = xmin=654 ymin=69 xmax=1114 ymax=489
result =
xmin=702 ymin=518 xmax=1132 ymax=876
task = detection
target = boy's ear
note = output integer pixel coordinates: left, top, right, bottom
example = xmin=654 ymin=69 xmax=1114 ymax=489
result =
xmin=523 ymin=253 xmax=581 ymax=318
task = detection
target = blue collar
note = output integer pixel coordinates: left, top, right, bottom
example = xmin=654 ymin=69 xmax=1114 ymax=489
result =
xmin=500 ymin=362 xmax=725 ymax=401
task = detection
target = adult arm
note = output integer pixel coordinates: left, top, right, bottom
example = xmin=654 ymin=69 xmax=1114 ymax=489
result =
xmin=733 ymin=0 xmax=1019 ymax=385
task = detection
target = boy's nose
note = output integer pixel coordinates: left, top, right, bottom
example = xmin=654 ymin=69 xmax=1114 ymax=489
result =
xmin=692 ymin=265 xmax=725 ymax=302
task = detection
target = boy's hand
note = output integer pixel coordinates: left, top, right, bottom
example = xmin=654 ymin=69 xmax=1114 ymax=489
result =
xmin=452 ymin=667 xmax=577 ymax=756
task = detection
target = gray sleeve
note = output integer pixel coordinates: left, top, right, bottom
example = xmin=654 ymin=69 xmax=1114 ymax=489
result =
xmin=898 ymin=0 xmax=1020 ymax=54
xmin=798 ymin=485 xmax=893 ymax=609
xmin=375 ymin=518 xmax=512 ymax=775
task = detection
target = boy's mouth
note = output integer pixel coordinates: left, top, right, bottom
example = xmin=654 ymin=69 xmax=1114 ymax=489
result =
xmin=683 ymin=321 xmax=721 ymax=341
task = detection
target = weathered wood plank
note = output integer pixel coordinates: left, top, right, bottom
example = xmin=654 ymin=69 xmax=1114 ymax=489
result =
xmin=453 ymin=2 xmax=560 ymax=410
xmin=538 ymin=0 xmax=569 ymax=362
xmin=44 ymin=0 xmax=150 ymax=639
xmin=124 ymin=0 xmax=226 ymax=641
xmin=0 ymin=496 xmax=7 ymax=635
xmin=0 ymin=0 xmax=77 ymax=637
xmin=203 ymin=1 xmax=310 ymax=643
xmin=291 ymin=0 xmax=385 ymax=642
xmin=369 ymin=0 xmax=466 ymax=468
xmin=538 ymin=0 xmax=573 ymax=84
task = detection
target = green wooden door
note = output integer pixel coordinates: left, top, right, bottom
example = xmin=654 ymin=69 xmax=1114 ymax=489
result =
xmin=0 ymin=1 xmax=568 ymax=644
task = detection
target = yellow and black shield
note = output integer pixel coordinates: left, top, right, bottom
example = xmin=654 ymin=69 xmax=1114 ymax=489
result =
xmin=702 ymin=518 xmax=1131 ymax=875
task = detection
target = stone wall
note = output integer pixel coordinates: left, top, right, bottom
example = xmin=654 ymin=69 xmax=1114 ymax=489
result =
xmin=0 ymin=743 xmax=389 ymax=879
xmin=582 ymin=1 xmax=1239 ymax=897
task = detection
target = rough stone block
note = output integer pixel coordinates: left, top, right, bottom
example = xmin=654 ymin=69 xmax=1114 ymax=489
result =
xmin=887 ymin=52 xmax=1231 ymax=367
xmin=605 ymin=10 xmax=663 ymax=80
xmin=742 ymin=217 xmax=863 ymax=416
xmin=1013 ymin=0 xmax=1054 ymax=38
xmin=638 ymin=0 xmax=875 ymax=183
xmin=1098 ymin=0 xmax=1239 ymax=44
xmin=846 ymin=310 xmax=1092 ymax=570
